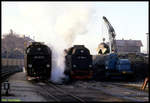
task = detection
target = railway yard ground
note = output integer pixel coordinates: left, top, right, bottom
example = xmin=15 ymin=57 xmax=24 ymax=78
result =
xmin=1 ymin=72 xmax=149 ymax=102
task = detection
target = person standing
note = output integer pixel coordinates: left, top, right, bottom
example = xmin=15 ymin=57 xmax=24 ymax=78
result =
xmin=98 ymin=43 xmax=109 ymax=55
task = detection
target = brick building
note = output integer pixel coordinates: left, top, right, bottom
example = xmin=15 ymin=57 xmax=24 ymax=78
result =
xmin=114 ymin=39 xmax=143 ymax=53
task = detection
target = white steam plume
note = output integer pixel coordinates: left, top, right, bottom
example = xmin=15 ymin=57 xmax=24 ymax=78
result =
xmin=54 ymin=7 xmax=93 ymax=47
xmin=48 ymin=38 xmax=67 ymax=83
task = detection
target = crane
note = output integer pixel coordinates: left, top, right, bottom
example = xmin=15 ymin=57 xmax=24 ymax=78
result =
xmin=102 ymin=16 xmax=117 ymax=53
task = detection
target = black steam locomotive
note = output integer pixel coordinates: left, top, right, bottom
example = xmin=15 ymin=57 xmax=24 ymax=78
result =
xmin=64 ymin=45 xmax=93 ymax=80
xmin=25 ymin=42 xmax=52 ymax=80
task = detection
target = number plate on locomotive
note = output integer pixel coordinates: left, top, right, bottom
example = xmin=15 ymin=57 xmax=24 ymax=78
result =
xmin=34 ymin=56 xmax=45 ymax=59
xmin=77 ymin=56 xmax=87 ymax=59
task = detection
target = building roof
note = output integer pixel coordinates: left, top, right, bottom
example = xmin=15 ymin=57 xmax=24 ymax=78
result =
xmin=24 ymin=36 xmax=35 ymax=42
xmin=106 ymin=40 xmax=143 ymax=47
xmin=115 ymin=40 xmax=143 ymax=47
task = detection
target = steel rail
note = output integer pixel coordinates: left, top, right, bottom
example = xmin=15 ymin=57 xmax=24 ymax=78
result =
xmin=44 ymin=81 xmax=86 ymax=103
xmin=37 ymin=85 xmax=61 ymax=102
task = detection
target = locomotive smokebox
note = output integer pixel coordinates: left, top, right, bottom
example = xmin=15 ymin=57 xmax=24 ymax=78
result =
xmin=64 ymin=44 xmax=93 ymax=80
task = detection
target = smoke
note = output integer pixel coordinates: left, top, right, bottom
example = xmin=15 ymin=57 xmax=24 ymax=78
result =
xmin=54 ymin=7 xmax=93 ymax=47
xmin=17 ymin=3 xmax=93 ymax=83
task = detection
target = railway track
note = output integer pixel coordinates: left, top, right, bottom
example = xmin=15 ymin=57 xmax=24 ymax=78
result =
xmin=1 ymin=67 xmax=21 ymax=83
xmin=73 ymin=81 xmax=148 ymax=102
xmin=32 ymin=80 xmax=86 ymax=102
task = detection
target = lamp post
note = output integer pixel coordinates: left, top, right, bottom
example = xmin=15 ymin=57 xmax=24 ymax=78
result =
xmin=4 ymin=81 xmax=10 ymax=96
xmin=146 ymin=33 xmax=149 ymax=55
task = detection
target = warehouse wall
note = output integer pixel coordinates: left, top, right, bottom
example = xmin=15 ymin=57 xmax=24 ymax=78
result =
xmin=2 ymin=58 xmax=24 ymax=66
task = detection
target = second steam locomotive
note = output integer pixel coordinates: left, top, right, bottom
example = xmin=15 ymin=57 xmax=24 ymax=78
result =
xmin=64 ymin=45 xmax=93 ymax=80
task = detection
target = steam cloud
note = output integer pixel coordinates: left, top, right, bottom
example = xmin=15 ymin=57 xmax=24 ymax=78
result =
xmin=54 ymin=7 xmax=93 ymax=47
xmin=48 ymin=41 xmax=67 ymax=83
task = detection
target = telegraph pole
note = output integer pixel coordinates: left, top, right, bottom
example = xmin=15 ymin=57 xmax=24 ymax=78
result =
xmin=146 ymin=33 xmax=149 ymax=55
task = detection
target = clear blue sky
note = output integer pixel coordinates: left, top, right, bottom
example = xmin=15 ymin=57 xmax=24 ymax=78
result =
xmin=2 ymin=1 xmax=149 ymax=54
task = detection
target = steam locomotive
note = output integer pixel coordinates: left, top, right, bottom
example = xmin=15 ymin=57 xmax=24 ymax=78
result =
xmin=64 ymin=45 xmax=93 ymax=80
xmin=25 ymin=42 xmax=52 ymax=80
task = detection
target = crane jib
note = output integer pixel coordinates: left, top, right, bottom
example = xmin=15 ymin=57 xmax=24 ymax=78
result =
xmin=102 ymin=16 xmax=117 ymax=53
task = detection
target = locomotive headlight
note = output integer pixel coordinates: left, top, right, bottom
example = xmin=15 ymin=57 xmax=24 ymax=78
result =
xmin=73 ymin=65 xmax=77 ymax=68
xmin=28 ymin=64 xmax=32 ymax=68
xmin=46 ymin=64 xmax=50 ymax=68
xmin=89 ymin=65 xmax=92 ymax=68
xmin=37 ymin=48 xmax=41 ymax=51
xmin=80 ymin=50 xmax=84 ymax=53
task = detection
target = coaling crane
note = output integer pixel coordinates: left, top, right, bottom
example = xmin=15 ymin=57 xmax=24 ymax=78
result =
xmin=102 ymin=16 xmax=117 ymax=53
